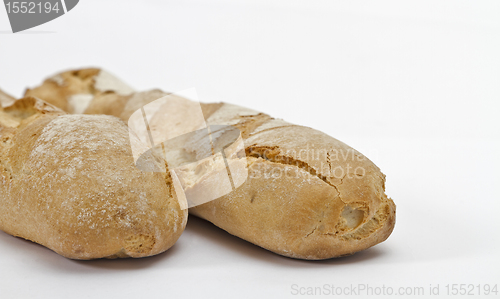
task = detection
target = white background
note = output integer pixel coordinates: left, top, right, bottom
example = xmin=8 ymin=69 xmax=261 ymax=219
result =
xmin=0 ymin=1 xmax=499 ymax=298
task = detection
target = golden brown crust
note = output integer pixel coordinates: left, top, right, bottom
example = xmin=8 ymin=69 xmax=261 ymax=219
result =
xmin=0 ymin=96 xmax=187 ymax=259
xmin=188 ymin=106 xmax=396 ymax=259
xmin=27 ymin=68 xmax=396 ymax=260
xmin=0 ymin=88 xmax=16 ymax=108
xmin=25 ymin=68 xmax=133 ymax=115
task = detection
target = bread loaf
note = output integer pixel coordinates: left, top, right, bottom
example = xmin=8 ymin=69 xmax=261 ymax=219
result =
xmin=27 ymin=68 xmax=396 ymax=259
xmin=0 ymin=95 xmax=187 ymax=259
xmin=0 ymin=88 xmax=15 ymax=108
xmin=24 ymin=68 xmax=134 ymax=116
xmin=196 ymin=106 xmax=395 ymax=259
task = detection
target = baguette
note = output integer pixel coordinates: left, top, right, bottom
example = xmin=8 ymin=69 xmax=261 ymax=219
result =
xmin=0 ymin=88 xmax=15 ymax=108
xmin=26 ymin=68 xmax=396 ymax=259
xmin=24 ymin=68 xmax=134 ymax=116
xmin=197 ymin=106 xmax=395 ymax=259
xmin=0 ymin=95 xmax=187 ymax=259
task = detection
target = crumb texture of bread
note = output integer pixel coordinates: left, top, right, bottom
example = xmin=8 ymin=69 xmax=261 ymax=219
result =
xmin=0 ymin=97 xmax=187 ymax=259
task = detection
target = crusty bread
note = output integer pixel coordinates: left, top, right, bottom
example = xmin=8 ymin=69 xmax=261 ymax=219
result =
xmin=24 ymin=68 xmax=134 ymax=116
xmin=0 ymin=88 xmax=15 ymax=108
xmin=193 ymin=104 xmax=395 ymax=259
xmin=27 ymin=68 xmax=396 ymax=259
xmin=0 ymin=96 xmax=187 ymax=259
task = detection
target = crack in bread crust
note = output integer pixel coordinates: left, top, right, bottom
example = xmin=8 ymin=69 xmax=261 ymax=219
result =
xmin=245 ymin=145 xmax=345 ymax=202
